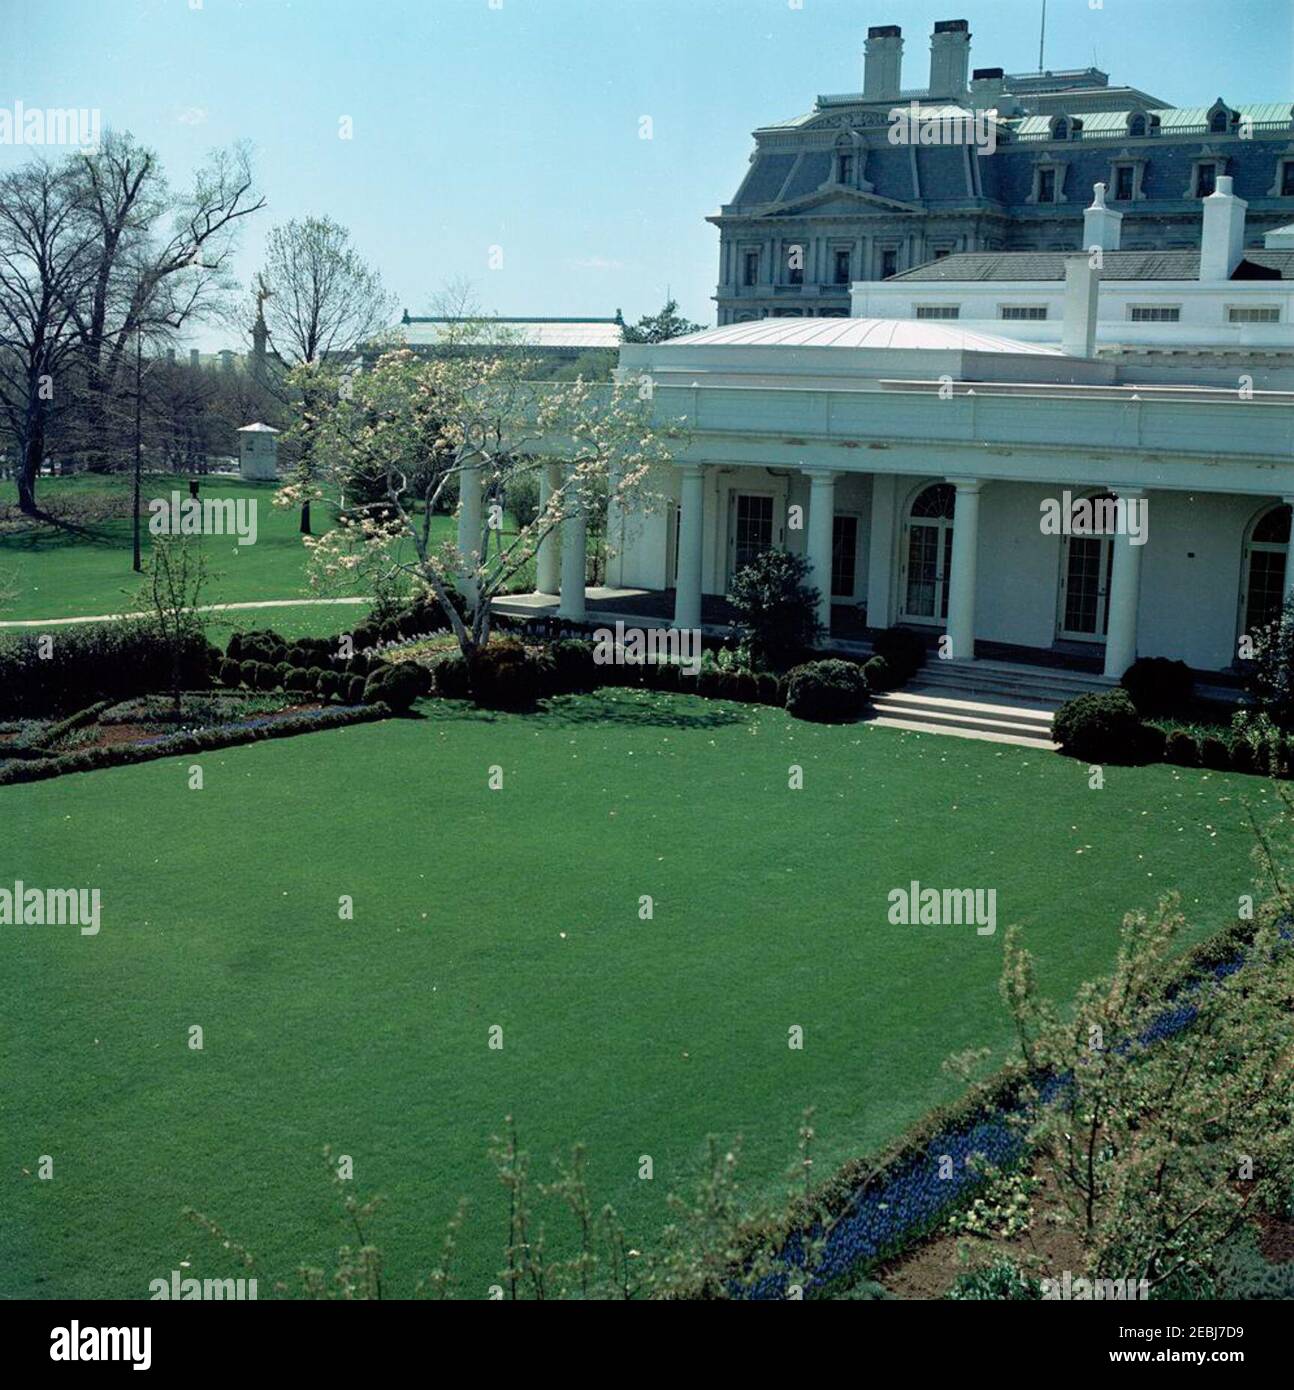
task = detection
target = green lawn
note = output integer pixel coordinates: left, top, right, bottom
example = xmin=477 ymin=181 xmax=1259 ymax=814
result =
xmin=0 ymin=475 xmax=462 ymax=624
xmin=1 ymin=692 xmax=1274 ymax=1299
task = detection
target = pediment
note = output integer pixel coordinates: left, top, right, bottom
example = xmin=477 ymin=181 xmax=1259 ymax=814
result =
xmin=767 ymin=186 xmax=920 ymax=217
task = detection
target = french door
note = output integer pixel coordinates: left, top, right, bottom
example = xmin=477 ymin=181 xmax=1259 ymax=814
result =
xmin=728 ymin=492 xmax=775 ymax=584
xmin=1057 ymin=532 xmax=1115 ymax=640
xmin=901 ymin=519 xmax=953 ymax=622
xmin=831 ymin=514 xmax=860 ymax=599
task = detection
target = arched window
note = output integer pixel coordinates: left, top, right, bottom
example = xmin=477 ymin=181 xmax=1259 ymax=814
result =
xmin=1052 ymin=117 xmax=1069 ymax=141
xmin=1209 ymin=102 xmax=1233 ymax=134
xmin=1241 ymin=503 xmax=1291 ymax=636
xmin=901 ymin=483 xmax=956 ymax=623
xmin=1129 ymin=114 xmax=1147 ymax=138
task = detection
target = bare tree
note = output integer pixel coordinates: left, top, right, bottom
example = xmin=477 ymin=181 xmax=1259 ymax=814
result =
xmin=68 ymin=132 xmax=265 ymax=473
xmin=259 ymin=216 xmax=395 ymax=532
xmin=0 ymin=160 xmax=99 ymax=512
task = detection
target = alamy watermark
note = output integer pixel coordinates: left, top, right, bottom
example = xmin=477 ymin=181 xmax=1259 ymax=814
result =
xmin=1041 ymin=1271 xmax=1149 ymax=1300
xmin=148 ymin=491 xmax=258 ymax=545
xmin=887 ymin=880 xmax=996 ymax=936
xmin=0 ymin=101 xmax=100 ymax=149
xmin=149 ymin=1269 xmax=258 ymax=1300
xmin=0 ymin=881 xmax=100 ymax=935
xmin=888 ymin=102 xmax=997 ymax=156
xmin=592 ymin=621 xmax=702 ymax=677
xmin=1040 ymin=491 xmax=1148 ymax=545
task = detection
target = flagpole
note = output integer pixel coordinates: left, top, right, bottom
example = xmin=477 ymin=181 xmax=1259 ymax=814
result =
xmin=1039 ymin=0 xmax=1047 ymax=72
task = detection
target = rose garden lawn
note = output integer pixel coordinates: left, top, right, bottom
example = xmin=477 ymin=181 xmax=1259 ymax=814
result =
xmin=0 ymin=690 xmax=1274 ymax=1298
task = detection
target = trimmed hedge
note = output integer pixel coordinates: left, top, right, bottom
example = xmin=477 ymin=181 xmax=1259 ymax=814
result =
xmin=784 ymin=659 xmax=868 ymax=723
xmin=1122 ymin=656 xmax=1194 ymax=715
xmin=362 ymin=661 xmax=431 ymax=713
xmin=1164 ymin=729 xmax=1201 ymax=767
xmin=468 ymin=639 xmax=544 ymax=710
xmin=1052 ymin=689 xmax=1145 ymax=763
xmin=0 ymin=702 xmax=390 ymax=786
xmin=870 ymin=627 xmax=926 ymax=682
xmin=0 ymin=623 xmax=219 ymax=717
xmin=863 ymin=655 xmax=897 ymax=693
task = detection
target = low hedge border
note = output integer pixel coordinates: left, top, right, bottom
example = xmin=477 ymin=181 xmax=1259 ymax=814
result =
xmin=718 ymin=912 xmax=1282 ymax=1300
xmin=0 ymin=703 xmax=391 ymax=787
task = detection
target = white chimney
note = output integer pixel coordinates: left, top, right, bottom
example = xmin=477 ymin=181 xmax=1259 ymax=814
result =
xmin=864 ymin=25 xmax=903 ymax=102
xmin=1083 ymin=183 xmax=1123 ymax=253
xmin=1062 ymin=255 xmax=1100 ymax=358
xmin=1199 ymin=175 xmax=1247 ymax=282
xmin=929 ymin=19 xmax=971 ymax=99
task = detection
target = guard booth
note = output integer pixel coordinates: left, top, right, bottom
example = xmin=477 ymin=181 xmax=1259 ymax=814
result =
xmin=237 ymin=422 xmax=280 ymax=481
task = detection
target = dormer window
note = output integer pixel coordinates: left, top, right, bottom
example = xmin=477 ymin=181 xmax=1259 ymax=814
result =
xmin=1129 ymin=114 xmax=1146 ymax=138
xmin=1049 ymin=114 xmax=1079 ymax=142
xmin=1208 ymin=100 xmax=1236 ymax=135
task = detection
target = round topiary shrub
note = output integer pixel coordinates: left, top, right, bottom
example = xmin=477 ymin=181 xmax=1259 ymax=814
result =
xmin=431 ymin=651 xmax=472 ymax=699
xmin=755 ymin=672 xmax=783 ymax=706
xmin=1230 ymin=737 xmax=1256 ymax=774
xmin=362 ymin=661 xmax=430 ymax=712
xmin=468 ymin=639 xmax=541 ymax=709
xmin=1121 ymin=656 xmax=1194 ymax=715
xmin=871 ymin=627 xmax=926 ymax=681
xmin=1052 ymin=689 xmax=1145 ymax=762
xmin=286 ymin=669 xmax=312 ymax=695
xmin=1164 ymin=729 xmax=1201 ymax=767
xmin=1137 ymin=723 xmax=1168 ymax=764
xmin=785 ymin=659 xmax=867 ymax=723
xmin=218 ymin=658 xmax=242 ymax=688
xmin=239 ymin=660 xmax=259 ymax=688
xmin=275 ymin=662 xmax=293 ymax=686
xmin=254 ymin=662 xmax=280 ymax=692
xmin=549 ymin=640 xmax=596 ymax=693
xmin=1200 ymin=735 xmax=1231 ymax=771
xmin=226 ymin=633 xmax=244 ymax=662
xmin=346 ymin=675 xmax=367 ymax=705
xmin=864 ymin=655 xmax=897 ymax=692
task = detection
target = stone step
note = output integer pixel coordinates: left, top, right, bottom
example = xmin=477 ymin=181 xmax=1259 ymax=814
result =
xmin=872 ymin=692 xmax=1061 ymax=756
xmin=877 ymin=689 xmax=1056 ymax=727
xmin=870 ymin=715 xmax=1059 ymax=751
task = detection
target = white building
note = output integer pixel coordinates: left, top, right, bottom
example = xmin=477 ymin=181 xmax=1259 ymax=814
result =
xmin=509 ymin=234 xmax=1294 ymax=683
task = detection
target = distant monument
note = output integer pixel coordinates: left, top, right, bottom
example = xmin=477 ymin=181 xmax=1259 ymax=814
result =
xmin=237 ymin=422 xmax=280 ymax=480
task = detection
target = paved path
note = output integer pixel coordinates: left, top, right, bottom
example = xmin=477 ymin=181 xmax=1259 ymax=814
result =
xmin=0 ymin=596 xmax=372 ymax=629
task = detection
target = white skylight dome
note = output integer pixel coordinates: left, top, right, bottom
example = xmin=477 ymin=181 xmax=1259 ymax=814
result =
xmin=665 ymin=317 xmax=1064 ymax=355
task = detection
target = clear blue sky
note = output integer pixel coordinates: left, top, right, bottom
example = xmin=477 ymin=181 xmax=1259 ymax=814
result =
xmin=3 ymin=0 xmax=1292 ymax=346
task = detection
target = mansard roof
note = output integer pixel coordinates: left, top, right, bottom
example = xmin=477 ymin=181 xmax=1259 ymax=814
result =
xmin=888 ymin=249 xmax=1294 ymax=283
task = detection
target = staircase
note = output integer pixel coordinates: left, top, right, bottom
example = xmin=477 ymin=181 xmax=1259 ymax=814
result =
xmin=869 ymin=660 xmax=1116 ymax=750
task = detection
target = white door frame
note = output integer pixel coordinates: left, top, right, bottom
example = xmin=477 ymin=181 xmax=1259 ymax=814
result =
xmin=1055 ymin=490 xmax=1117 ymax=643
xmin=897 ymin=481 xmax=955 ymax=627
xmin=723 ymin=481 xmax=786 ymax=591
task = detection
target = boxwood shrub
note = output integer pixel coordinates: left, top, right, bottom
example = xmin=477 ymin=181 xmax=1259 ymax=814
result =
xmin=863 ymin=655 xmax=897 ymax=692
xmin=1164 ymin=728 xmax=1201 ymax=767
xmin=784 ymin=659 xmax=868 ymax=723
xmin=468 ymin=639 xmax=543 ymax=709
xmin=362 ymin=661 xmax=431 ymax=712
xmin=870 ymin=627 xmax=926 ymax=682
xmin=1121 ymin=656 xmax=1194 ymax=715
xmin=1200 ymin=735 xmax=1232 ymax=771
xmin=1052 ymin=689 xmax=1145 ymax=763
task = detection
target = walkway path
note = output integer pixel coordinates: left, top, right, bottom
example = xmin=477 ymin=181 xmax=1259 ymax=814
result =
xmin=0 ymin=596 xmax=371 ymax=629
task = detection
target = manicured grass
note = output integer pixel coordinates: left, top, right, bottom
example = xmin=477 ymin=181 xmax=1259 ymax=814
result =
xmin=0 ymin=692 xmax=1274 ymax=1299
xmin=0 ymin=475 xmax=462 ymax=622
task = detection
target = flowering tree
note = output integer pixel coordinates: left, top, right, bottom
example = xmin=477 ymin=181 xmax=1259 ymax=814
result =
xmin=279 ymin=339 xmax=683 ymax=660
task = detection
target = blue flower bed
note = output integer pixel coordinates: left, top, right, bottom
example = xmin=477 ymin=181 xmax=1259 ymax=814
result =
xmin=745 ymin=919 xmax=1293 ymax=1299
xmin=135 ymin=705 xmax=367 ymax=747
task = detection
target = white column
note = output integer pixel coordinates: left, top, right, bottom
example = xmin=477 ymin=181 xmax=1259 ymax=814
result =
xmin=804 ymin=469 xmax=837 ymax=635
xmin=1283 ymin=495 xmax=1294 ymax=608
xmin=1103 ymin=486 xmax=1147 ymax=680
xmin=535 ymin=462 xmax=562 ymax=595
xmin=456 ymin=461 xmax=484 ymax=604
xmin=673 ymin=464 xmax=705 ymax=630
xmin=557 ymin=470 xmax=587 ymax=621
xmin=945 ymin=478 xmax=983 ymax=663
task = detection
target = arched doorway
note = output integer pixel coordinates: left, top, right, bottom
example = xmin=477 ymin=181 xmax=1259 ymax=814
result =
xmin=1239 ymin=503 xmax=1291 ymax=638
xmin=899 ymin=482 xmax=955 ymax=624
xmin=1056 ymin=492 xmax=1117 ymax=642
